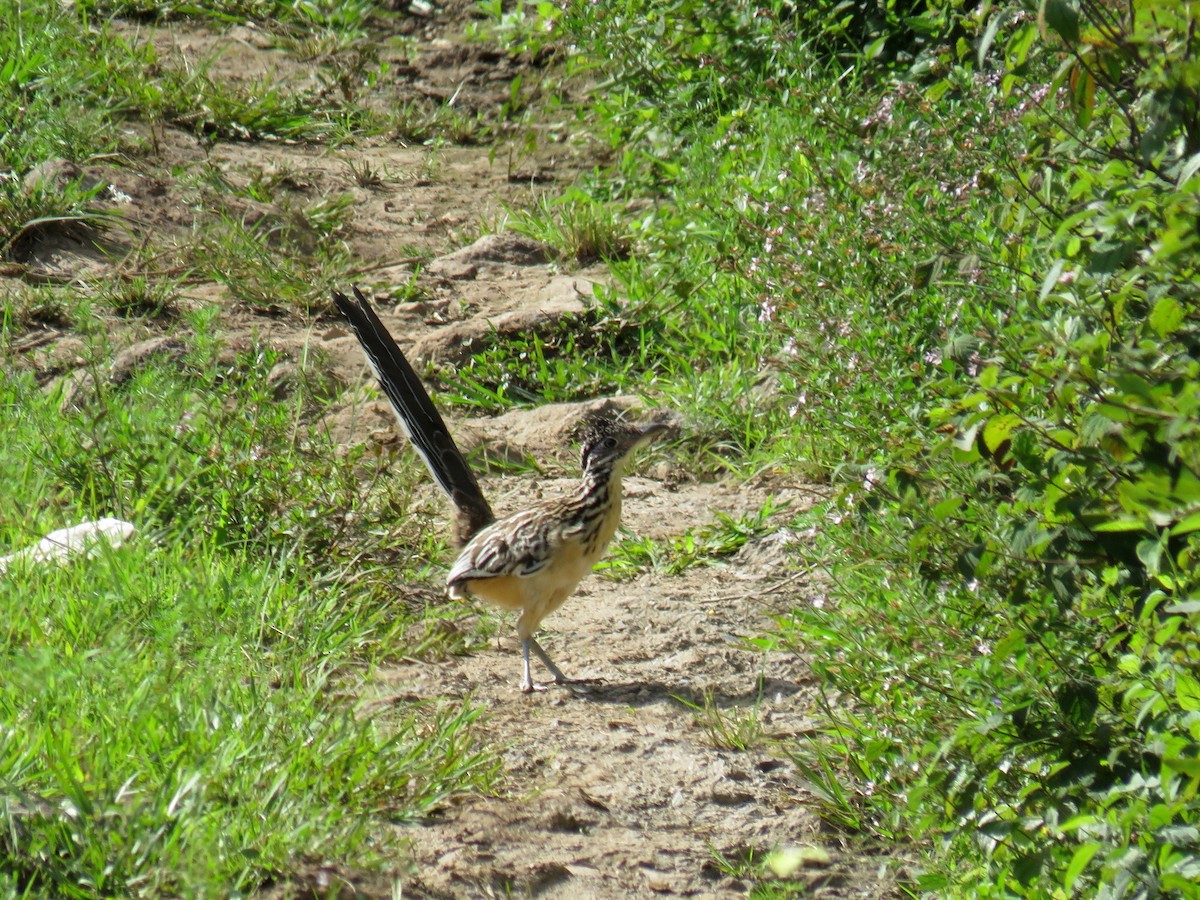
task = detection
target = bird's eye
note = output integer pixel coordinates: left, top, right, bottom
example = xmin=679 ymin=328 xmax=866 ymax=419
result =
xmin=603 ymin=436 xmax=618 ymax=449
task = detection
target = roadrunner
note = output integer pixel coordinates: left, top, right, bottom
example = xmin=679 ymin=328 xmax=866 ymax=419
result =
xmin=333 ymin=287 xmax=666 ymax=692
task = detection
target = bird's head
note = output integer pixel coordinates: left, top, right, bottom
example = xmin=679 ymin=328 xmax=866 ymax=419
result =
xmin=578 ymin=414 xmax=668 ymax=478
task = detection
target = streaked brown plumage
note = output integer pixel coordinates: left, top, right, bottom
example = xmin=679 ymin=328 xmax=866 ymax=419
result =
xmin=333 ymin=287 xmax=666 ymax=691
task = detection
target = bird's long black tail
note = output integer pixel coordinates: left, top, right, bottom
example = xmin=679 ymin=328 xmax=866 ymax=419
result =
xmin=333 ymin=287 xmax=494 ymax=546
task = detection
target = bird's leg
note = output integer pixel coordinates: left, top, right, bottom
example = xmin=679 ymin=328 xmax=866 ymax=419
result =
xmin=518 ymin=637 xmax=570 ymax=692
xmin=520 ymin=634 xmax=605 ymax=692
xmin=529 ymin=636 xmax=569 ymax=684
xmin=519 ymin=638 xmax=547 ymax=693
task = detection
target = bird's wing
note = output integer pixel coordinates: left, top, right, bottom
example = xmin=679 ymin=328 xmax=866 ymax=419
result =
xmin=446 ymin=507 xmax=559 ymax=585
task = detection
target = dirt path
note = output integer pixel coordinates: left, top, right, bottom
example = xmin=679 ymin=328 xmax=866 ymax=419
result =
xmin=362 ymin=474 xmax=883 ymax=898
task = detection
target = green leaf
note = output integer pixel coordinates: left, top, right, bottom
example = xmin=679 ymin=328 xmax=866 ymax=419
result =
xmin=978 ymin=12 xmax=1004 ymax=67
xmin=904 ymin=13 xmax=944 ymax=37
xmin=932 ymin=496 xmax=963 ymax=521
xmin=1164 ymin=755 xmax=1200 ymax=778
xmin=1149 ymin=296 xmax=1186 ymax=337
xmin=1039 ymin=259 xmax=1066 ymax=301
xmin=1176 ymin=673 xmax=1200 ymax=712
xmin=917 ymin=872 xmax=950 ymax=891
xmin=1006 ymin=22 xmax=1038 ymax=69
xmin=1072 ymin=69 xmax=1095 ymax=127
xmin=1039 ymin=0 xmax=1081 ymax=45
xmin=864 ymin=35 xmax=888 ymax=61
xmin=983 ymin=414 xmax=1021 ymax=453
xmin=1178 ymin=151 xmax=1200 ymax=185
xmin=1011 ymin=521 xmax=1051 ymax=557
xmin=1059 ymin=813 xmax=1100 ymax=833
xmin=1064 ymin=842 xmax=1102 ymax=891
xmin=1092 ymin=517 xmax=1149 ymax=533
xmin=1136 ymin=537 xmax=1164 ymax=574
xmin=925 ymin=79 xmax=951 ymax=103
xmin=1112 ymin=373 xmax=1156 ymax=402
xmin=1170 ymin=511 xmax=1200 ymax=536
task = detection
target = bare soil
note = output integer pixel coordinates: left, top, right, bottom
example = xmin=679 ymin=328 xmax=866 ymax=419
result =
xmin=368 ymin=476 xmax=884 ymax=899
xmin=4 ymin=4 xmax=899 ymax=897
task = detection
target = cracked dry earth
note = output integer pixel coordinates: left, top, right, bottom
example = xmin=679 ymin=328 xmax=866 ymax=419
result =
xmin=3 ymin=5 xmax=899 ymax=898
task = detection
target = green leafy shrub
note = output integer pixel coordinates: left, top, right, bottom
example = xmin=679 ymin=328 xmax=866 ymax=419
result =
xmin=778 ymin=2 xmax=1200 ymax=894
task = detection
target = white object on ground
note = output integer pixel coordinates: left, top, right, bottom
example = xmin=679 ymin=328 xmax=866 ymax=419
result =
xmin=0 ymin=518 xmax=136 ymax=574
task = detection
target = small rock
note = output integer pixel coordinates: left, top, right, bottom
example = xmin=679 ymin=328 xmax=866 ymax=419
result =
xmin=0 ymin=518 xmax=136 ymax=574
xmin=411 ymin=305 xmax=586 ymax=363
xmin=59 ymin=337 xmax=189 ymax=410
xmin=111 ymin=336 xmax=188 ymax=385
xmin=42 ymin=336 xmax=88 ymax=371
xmin=267 ymin=361 xmax=299 ymax=399
xmin=227 ymin=24 xmax=275 ymax=49
xmin=711 ymin=789 xmax=755 ymax=806
xmin=57 ymin=370 xmax=97 ymax=412
xmin=646 ymin=460 xmax=675 ymax=481
xmin=766 ymin=845 xmax=833 ymax=877
xmin=431 ymin=233 xmax=551 ymax=269
xmin=462 ymin=396 xmax=649 ymax=458
xmin=424 ymin=258 xmax=478 ymax=281
xmin=643 ymin=870 xmax=674 ymax=893
xmin=23 ymin=159 xmax=105 ymax=194
xmin=535 ymin=274 xmax=595 ymax=307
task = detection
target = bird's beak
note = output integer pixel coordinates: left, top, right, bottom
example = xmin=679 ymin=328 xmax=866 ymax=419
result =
xmin=634 ymin=421 xmax=669 ymax=447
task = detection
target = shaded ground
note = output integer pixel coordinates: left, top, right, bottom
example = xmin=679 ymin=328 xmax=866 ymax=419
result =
xmin=4 ymin=4 xmax=899 ymax=897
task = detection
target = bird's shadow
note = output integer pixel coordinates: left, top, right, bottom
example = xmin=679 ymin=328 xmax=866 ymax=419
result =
xmin=561 ymin=676 xmax=802 ymax=709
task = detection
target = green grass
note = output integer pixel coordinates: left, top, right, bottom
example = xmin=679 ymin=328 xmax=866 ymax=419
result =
xmin=600 ymin=503 xmax=782 ymax=578
xmin=706 ymin=844 xmax=819 ymax=899
xmin=0 ymin=304 xmax=493 ymax=893
xmin=0 ymin=0 xmax=588 ymax=893
xmin=0 ymin=544 xmax=490 ymax=896
xmin=680 ymin=691 xmax=766 ymax=753
xmin=508 ymin=188 xmax=633 ymax=265
xmin=433 ymin=299 xmax=655 ymax=411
